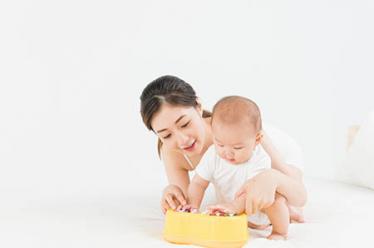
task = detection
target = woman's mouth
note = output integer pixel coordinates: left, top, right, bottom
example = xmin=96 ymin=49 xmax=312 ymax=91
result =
xmin=182 ymin=140 xmax=196 ymax=152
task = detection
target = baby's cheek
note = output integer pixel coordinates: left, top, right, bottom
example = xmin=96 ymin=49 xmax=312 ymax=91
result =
xmin=217 ymin=149 xmax=225 ymax=159
xmin=242 ymin=150 xmax=252 ymax=161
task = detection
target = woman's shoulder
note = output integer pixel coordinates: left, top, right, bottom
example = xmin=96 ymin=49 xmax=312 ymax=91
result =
xmin=160 ymin=146 xmax=193 ymax=171
xmin=263 ymin=122 xmax=304 ymax=169
xmin=263 ymin=122 xmax=299 ymax=148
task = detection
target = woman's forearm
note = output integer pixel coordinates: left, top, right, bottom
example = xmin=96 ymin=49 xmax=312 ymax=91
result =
xmin=261 ymin=131 xmax=306 ymax=203
xmin=231 ymin=194 xmax=246 ymax=214
xmin=271 ymin=169 xmax=307 ymax=207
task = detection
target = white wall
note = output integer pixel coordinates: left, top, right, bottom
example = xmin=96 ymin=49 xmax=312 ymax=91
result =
xmin=1 ymin=0 xmax=373 ymax=198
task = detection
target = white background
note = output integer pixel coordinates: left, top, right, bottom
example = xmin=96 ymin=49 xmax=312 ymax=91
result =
xmin=1 ymin=0 xmax=374 ymax=200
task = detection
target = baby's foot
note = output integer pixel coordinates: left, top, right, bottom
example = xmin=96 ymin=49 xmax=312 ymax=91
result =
xmin=288 ymin=206 xmax=305 ymax=223
xmin=267 ymin=232 xmax=287 ymax=240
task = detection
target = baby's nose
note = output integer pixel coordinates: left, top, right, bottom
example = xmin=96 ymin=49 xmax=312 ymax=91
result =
xmin=224 ymin=150 xmax=234 ymax=159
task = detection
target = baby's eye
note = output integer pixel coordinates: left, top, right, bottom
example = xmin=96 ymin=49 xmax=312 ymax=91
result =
xmin=181 ymin=121 xmax=190 ymax=128
xmin=234 ymin=147 xmax=244 ymax=150
xmin=217 ymin=144 xmax=224 ymax=147
xmin=163 ymin=134 xmax=171 ymax=139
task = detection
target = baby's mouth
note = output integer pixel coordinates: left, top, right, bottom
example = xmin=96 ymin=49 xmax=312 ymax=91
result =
xmin=225 ymin=158 xmax=236 ymax=163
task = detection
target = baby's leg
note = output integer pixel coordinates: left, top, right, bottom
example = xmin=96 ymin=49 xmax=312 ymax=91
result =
xmin=262 ymin=193 xmax=289 ymax=240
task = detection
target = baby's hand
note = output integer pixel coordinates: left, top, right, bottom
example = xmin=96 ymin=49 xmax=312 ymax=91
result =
xmin=207 ymin=203 xmax=237 ymax=216
xmin=177 ymin=204 xmax=199 ymax=213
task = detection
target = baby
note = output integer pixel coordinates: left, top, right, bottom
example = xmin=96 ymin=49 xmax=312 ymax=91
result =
xmin=182 ymin=96 xmax=290 ymax=240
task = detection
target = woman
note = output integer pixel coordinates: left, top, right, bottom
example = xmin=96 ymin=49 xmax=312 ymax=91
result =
xmin=140 ymin=75 xmax=307 ymax=218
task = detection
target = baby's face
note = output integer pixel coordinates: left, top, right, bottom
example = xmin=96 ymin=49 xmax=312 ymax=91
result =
xmin=212 ymin=121 xmax=260 ymax=165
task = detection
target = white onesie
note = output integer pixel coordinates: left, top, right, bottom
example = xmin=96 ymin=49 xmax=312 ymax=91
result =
xmin=196 ymin=144 xmax=271 ymax=224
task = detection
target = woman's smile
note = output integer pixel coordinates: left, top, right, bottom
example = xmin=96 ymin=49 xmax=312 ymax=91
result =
xmin=181 ymin=140 xmax=196 ymax=152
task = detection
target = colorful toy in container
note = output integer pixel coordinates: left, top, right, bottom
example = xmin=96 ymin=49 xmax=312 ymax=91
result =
xmin=163 ymin=209 xmax=249 ymax=248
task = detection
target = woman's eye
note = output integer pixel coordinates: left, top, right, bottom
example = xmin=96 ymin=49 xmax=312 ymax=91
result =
xmin=181 ymin=121 xmax=190 ymax=128
xmin=163 ymin=134 xmax=171 ymax=139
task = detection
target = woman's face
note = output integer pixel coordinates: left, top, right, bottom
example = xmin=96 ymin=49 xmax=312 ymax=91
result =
xmin=150 ymin=103 xmax=206 ymax=156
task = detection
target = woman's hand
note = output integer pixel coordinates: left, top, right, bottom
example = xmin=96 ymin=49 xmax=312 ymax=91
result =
xmin=177 ymin=204 xmax=198 ymax=213
xmin=161 ymin=184 xmax=187 ymax=214
xmin=235 ymin=169 xmax=278 ymax=215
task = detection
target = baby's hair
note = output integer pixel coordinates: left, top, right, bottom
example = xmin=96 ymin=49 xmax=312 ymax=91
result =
xmin=211 ymin=96 xmax=262 ymax=132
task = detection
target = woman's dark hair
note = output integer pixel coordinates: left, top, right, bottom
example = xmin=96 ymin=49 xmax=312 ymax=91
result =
xmin=140 ymin=75 xmax=211 ymax=156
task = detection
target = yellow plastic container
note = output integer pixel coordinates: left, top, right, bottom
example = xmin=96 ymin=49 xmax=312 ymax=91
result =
xmin=163 ymin=210 xmax=249 ymax=248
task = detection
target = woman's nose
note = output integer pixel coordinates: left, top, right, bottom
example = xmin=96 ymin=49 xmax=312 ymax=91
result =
xmin=176 ymin=131 xmax=189 ymax=146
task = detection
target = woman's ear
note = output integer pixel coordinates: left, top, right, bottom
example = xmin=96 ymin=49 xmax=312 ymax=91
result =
xmin=195 ymin=97 xmax=203 ymax=116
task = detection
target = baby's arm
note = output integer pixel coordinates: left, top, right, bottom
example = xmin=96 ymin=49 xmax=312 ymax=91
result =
xmin=186 ymin=174 xmax=210 ymax=209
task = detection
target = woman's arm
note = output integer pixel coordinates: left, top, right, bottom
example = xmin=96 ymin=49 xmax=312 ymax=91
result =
xmin=261 ymin=131 xmax=303 ymax=181
xmin=236 ymin=132 xmax=307 ymax=215
xmin=236 ymin=169 xmax=307 ymax=215
xmin=261 ymin=131 xmax=307 ymax=205
xmin=163 ymin=155 xmax=190 ymax=196
xmin=268 ymin=169 xmax=307 ymax=207
xmin=160 ymin=148 xmax=190 ymax=213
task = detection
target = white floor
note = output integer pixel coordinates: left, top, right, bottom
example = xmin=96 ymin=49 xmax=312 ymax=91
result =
xmin=1 ymin=177 xmax=373 ymax=248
